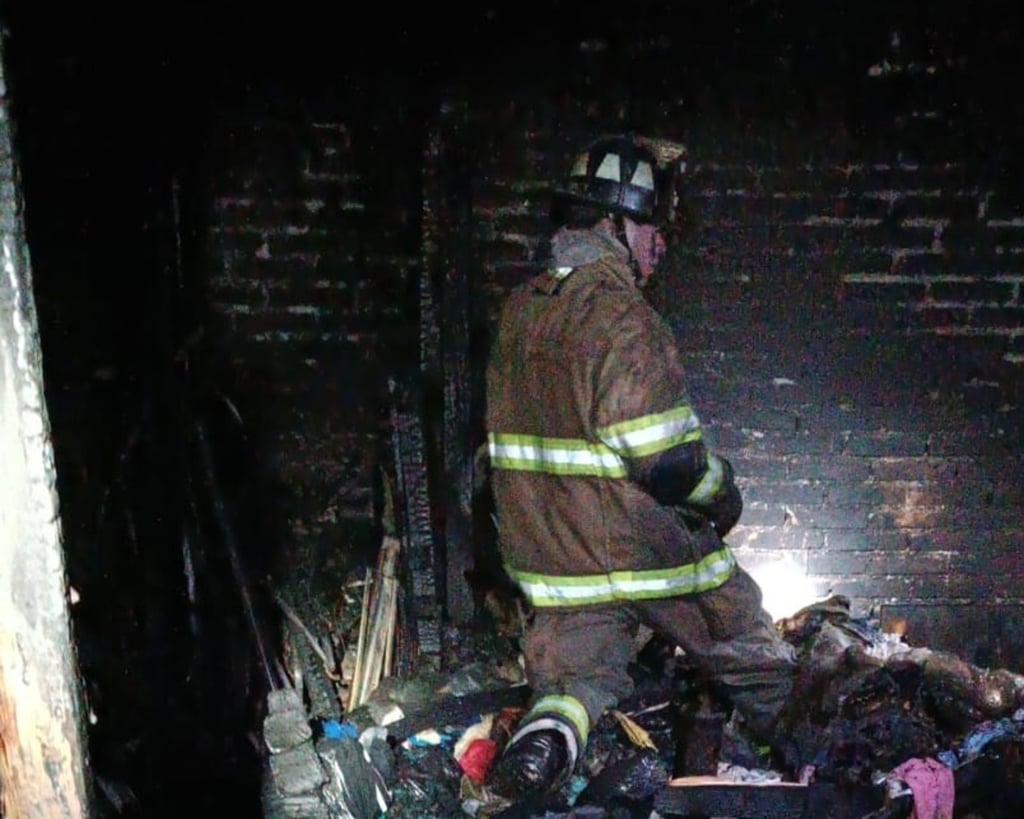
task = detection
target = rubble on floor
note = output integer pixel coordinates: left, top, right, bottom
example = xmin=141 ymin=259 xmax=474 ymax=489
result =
xmin=261 ymin=596 xmax=1024 ymax=818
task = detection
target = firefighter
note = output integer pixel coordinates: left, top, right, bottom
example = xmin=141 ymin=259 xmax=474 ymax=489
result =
xmin=484 ymin=134 xmax=797 ymax=798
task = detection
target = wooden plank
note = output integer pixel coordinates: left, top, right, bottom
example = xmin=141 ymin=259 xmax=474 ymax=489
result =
xmin=389 ymin=382 xmax=444 ymax=672
xmin=383 ymin=684 xmax=531 ymax=741
xmin=656 ymin=778 xmax=809 ymax=819
xmin=0 ymin=43 xmax=93 ymax=818
xmin=654 ymin=777 xmax=885 ymax=819
xmin=420 ymin=98 xmax=477 ymax=629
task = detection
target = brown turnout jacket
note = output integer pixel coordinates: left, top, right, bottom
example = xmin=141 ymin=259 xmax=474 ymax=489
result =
xmin=486 ymin=227 xmax=736 ymax=609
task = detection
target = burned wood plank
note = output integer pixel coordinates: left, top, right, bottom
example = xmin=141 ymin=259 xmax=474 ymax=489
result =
xmin=420 ymin=95 xmax=477 ymax=629
xmin=383 ymin=683 xmax=531 ymax=741
xmin=0 ymin=41 xmax=93 ymax=818
xmin=389 ymin=380 xmax=444 ymax=674
xmin=653 ymin=777 xmax=885 ymax=819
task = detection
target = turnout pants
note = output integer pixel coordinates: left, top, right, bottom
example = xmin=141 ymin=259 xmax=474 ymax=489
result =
xmin=522 ymin=563 xmax=797 ymax=745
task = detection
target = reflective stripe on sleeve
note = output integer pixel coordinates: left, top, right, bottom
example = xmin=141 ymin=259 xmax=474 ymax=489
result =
xmin=597 ymin=405 xmax=703 ymax=458
xmin=488 ymin=432 xmax=627 ymax=478
xmin=488 ymin=405 xmax=702 ymax=478
xmin=686 ymin=452 xmax=726 ymax=505
xmin=505 ymin=546 xmax=737 ymax=608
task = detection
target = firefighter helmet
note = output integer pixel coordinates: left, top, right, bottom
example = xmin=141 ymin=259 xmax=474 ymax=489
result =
xmin=553 ymin=134 xmax=677 ymax=226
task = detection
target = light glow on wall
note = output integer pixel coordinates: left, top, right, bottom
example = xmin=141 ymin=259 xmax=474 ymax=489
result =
xmin=747 ymin=558 xmax=826 ymax=622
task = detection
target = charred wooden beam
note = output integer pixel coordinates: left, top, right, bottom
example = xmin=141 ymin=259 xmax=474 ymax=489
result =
xmin=653 ymin=777 xmax=885 ymax=819
xmin=420 ymin=89 xmax=476 ymax=629
xmin=383 ymin=683 xmax=531 ymax=741
xmin=0 ymin=37 xmax=93 ymax=817
xmin=389 ymin=379 xmax=443 ymax=673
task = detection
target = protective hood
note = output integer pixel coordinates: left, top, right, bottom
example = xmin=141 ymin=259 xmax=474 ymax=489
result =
xmin=550 ymin=225 xmax=629 ymax=270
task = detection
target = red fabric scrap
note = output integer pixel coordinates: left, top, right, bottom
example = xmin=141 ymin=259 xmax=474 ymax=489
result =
xmin=458 ymin=737 xmax=499 ymax=783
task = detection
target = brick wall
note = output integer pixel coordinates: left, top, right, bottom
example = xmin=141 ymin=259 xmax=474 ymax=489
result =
xmin=196 ymin=10 xmax=1024 ymax=667
xmin=202 ymin=111 xmax=420 ymax=580
xmin=449 ymin=22 xmax=1024 ymax=667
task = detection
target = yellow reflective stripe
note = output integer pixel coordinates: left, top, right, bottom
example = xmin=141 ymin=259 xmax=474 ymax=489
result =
xmin=488 ymin=432 xmax=627 ymax=478
xmin=686 ymin=453 xmax=725 ymax=505
xmin=522 ymin=694 xmax=590 ymax=744
xmin=506 ymin=547 xmax=737 ymax=607
xmin=597 ymin=405 xmax=703 ymax=458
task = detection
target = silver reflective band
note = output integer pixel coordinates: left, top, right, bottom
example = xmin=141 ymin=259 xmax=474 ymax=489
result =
xmin=489 ymin=405 xmax=701 ymax=479
xmin=553 ymin=266 xmax=574 ymax=280
xmin=597 ymin=405 xmax=702 ymax=458
xmin=488 ymin=433 xmax=626 ymax=478
xmin=507 ymin=547 xmax=737 ymax=607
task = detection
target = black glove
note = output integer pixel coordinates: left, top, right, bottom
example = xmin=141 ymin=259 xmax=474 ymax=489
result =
xmin=643 ymin=445 xmax=743 ymax=536
xmin=677 ymin=460 xmax=742 ymax=537
xmin=703 ymin=457 xmax=742 ymax=537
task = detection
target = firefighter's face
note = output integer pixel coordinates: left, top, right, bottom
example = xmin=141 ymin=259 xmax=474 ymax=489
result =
xmin=623 ymin=217 xmax=666 ymax=286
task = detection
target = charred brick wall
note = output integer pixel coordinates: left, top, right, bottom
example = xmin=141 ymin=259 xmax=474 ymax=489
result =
xmin=455 ymin=15 xmax=1024 ymax=667
xmin=195 ymin=7 xmax=1024 ymax=667
xmin=200 ymin=100 xmax=423 ymax=582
